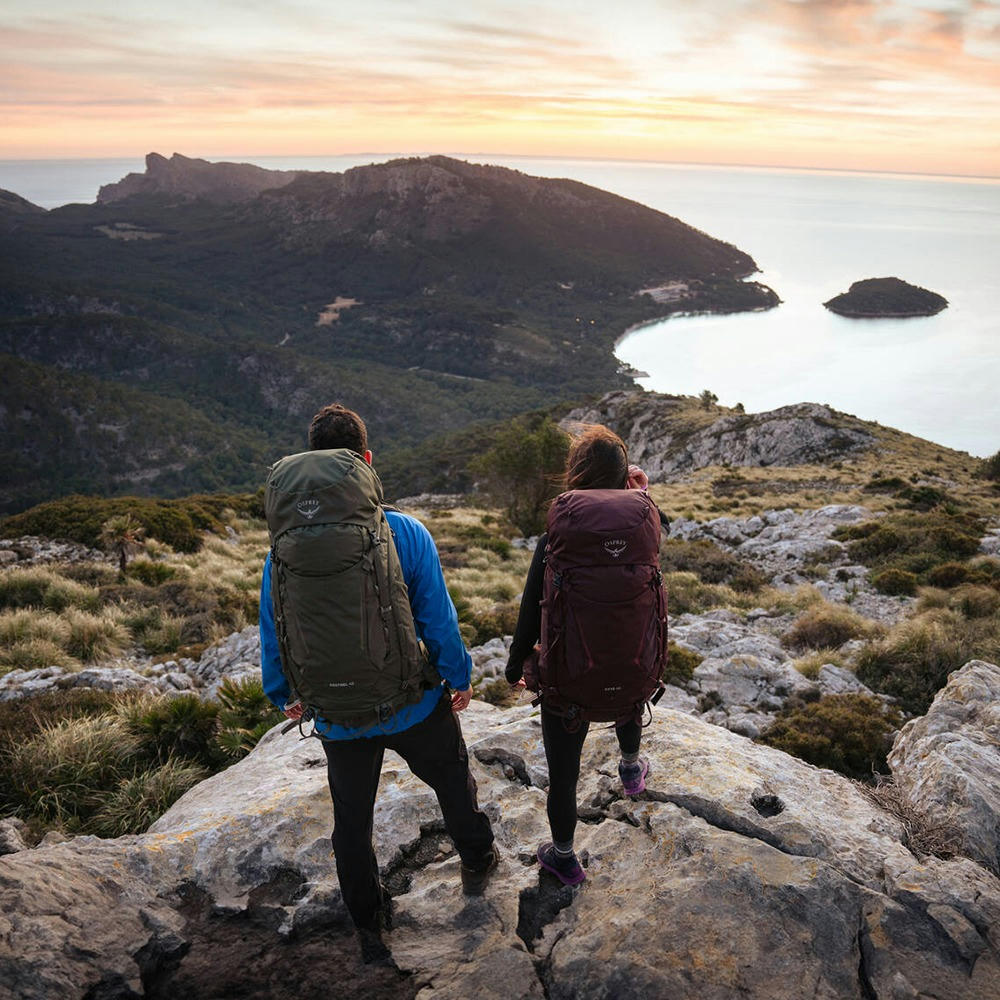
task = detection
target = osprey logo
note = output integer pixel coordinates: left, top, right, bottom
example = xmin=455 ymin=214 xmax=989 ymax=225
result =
xmin=296 ymin=499 xmax=321 ymax=520
xmin=603 ymin=538 xmax=628 ymax=559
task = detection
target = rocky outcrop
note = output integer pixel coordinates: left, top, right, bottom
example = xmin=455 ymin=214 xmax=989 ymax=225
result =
xmin=824 ymin=277 xmax=948 ymax=318
xmin=566 ymin=392 xmax=875 ymax=478
xmin=97 ymin=153 xmax=303 ymax=204
xmin=889 ymin=660 xmax=1000 ymax=876
xmin=3 ymin=688 xmax=999 ymax=999
xmin=0 ymin=535 xmax=106 ymax=565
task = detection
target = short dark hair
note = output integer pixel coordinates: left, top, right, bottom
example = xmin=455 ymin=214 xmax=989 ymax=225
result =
xmin=565 ymin=425 xmax=628 ymax=491
xmin=308 ymin=403 xmax=368 ymax=454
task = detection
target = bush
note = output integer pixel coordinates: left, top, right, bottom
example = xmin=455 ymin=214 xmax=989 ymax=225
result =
xmin=122 ymin=694 xmax=223 ymax=767
xmin=214 ymin=676 xmax=283 ymax=760
xmin=90 ymin=759 xmax=207 ymax=838
xmin=125 ymin=559 xmax=178 ymax=586
xmin=871 ymin=568 xmax=918 ymax=596
xmin=925 ymin=562 xmax=969 ymax=588
xmin=833 ymin=511 xmax=983 ymax=580
xmin=0 ymin=567 xmax=100 ymax=612
xmin=759 ymin=694 xmax=902 ymax=780
xmin=782 ymin=603 xmax=877 ymax=651
xmin=2 ymin=715 xmax=142 ymax=828
xmin=469 ymin=416 xmax=569 ymax=535
xmin=980 ymin=449 xmax=1000 ymax=483
xmin=467 ymin=601 xmax=520 ymax=645
xmin=664 ymin=642 xmax=702 ymax=686
xmin=0 ymin=610 xmax=73 ymax=669
xmin=476 ymin=676 xmax=520 ymax=708
xmin=62 ymin=608 xmax=129 ymax=662
xmin=0 ymin=638 xmax=73 ymax=672
xmin=661 ymin=539 xmax=767 ymax=593
xmin=950 ymin=584 xmax=1000 ymax=619
xmin=855 ymin=612 xmax=1000 ymax=715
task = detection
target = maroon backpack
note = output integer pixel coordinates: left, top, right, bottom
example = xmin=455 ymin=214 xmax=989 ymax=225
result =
xmin=530 ymin=489 xmax=667 ymax=724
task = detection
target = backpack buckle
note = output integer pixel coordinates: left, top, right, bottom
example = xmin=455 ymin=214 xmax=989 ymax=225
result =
xmin=376 ymin=702 xmax=393 ymax=723
xmin=553 ymin=572 xmax=563 ymax=589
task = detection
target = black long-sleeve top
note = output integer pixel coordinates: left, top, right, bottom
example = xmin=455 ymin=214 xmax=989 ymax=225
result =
xmin=504 ymin=532 xmax=548 ymax=684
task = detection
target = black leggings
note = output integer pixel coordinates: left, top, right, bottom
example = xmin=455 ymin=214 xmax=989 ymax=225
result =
xmin=541 ymin=709 xmax=642 ymax=844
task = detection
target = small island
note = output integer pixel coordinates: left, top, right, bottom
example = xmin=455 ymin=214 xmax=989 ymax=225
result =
xmin=823 ymin=276 xmax=948 ymax=318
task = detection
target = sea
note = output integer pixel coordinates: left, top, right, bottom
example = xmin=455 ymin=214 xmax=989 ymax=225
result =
xmin=1 ymin=154 xmax=997 ymax=458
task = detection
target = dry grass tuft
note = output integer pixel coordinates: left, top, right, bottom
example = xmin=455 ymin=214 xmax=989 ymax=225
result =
xmin=858 ymin=775 xmax=965 ymax=863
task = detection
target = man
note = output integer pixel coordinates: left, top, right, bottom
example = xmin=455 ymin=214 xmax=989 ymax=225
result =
xmin=259 ymin=402 xmax=498 ymax=963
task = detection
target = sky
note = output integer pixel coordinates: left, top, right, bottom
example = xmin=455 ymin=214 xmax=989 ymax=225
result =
xmin=2 ymin=0 xmax=999 ymax=177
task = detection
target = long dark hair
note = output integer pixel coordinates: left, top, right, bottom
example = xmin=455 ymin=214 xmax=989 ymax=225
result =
xmin=565 ymin=425 xmax=629 ymax=491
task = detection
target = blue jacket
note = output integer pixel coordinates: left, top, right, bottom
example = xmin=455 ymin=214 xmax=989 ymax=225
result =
xmin=259 ymin=509 xmax=472 ymax=739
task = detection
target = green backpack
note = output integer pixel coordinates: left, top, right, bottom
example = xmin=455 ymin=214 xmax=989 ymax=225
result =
xmin=265 ymin=449 xmax=435 ymax=727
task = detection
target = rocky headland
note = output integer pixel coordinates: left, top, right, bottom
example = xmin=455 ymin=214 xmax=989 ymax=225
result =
xmin=824 ymin=277 xmax=948 ymax=318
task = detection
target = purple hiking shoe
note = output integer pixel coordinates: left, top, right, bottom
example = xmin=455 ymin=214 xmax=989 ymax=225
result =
xmin=537 ymin=842 xmax=586 ymax=886
xmin=619 ymin=757 xmax=649 ymax=797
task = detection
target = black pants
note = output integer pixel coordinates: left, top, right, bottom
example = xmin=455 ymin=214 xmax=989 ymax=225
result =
xmin=541 ymin=709 xmax=642 ymax=844
xmin=321 ymin=693 xmax=494 ymax=930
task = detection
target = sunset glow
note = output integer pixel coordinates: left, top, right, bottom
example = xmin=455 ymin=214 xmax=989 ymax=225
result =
xmin=2 ymin=0 xmax=999 ymax=176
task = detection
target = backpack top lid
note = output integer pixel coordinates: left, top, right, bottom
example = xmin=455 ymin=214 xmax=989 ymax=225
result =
xmin=545 ymin=488 xmax=660 ymax=567
xmin=265 ymin=449 xmax=383 ymax=543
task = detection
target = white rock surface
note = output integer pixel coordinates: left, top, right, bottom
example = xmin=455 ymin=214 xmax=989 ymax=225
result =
xmin=2 ymin=699 xmax=998 ymax=999
xmin=889 ymin=659 xmax=1000 ymax=876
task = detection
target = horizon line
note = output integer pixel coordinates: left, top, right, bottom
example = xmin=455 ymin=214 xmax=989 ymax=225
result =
xmin=1 ymin=150 xmax=998 ymax=186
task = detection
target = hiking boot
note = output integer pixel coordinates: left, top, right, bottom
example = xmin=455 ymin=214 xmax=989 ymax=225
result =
xmin=619 ymin=756 xmax=649 ymax=797
xmin=357 ymin=926 xmax=392 ymax=966
xmin=536 ymin=842 xmax=586 ymax=886
xmin=461 ymin=844 xmax=500 ymax=895
xmin=376 ymin=883 xmax=394 ymax=932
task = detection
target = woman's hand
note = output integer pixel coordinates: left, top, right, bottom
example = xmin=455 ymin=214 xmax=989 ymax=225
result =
xmin=510 ymin=678 xmax=527 ymax=692
xmin=627 ymin=464 xmax=649 ymax=492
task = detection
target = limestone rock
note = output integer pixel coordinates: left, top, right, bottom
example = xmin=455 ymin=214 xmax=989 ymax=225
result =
xmin=565 ymin=392 xmax=875 ymax=478
xmin=3 ymin=699 xmax=998 ymax=998
xmin=97 ymin=152 xmax=302 ymax=204
xmin=889 ymin=659 xmax=1000 ymax=876
xmin=0 ymin=818 xmax=28 ymax=855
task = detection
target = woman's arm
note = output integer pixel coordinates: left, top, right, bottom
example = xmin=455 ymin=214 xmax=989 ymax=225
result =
xmin=504 ymin=533 xmax=547 ymax=684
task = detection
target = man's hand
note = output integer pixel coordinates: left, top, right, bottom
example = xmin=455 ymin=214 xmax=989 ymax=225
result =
xmin=283 ymin=700 xmax=304 ymax=721
xmin=451 ymin=686 xmax=473 ymax=712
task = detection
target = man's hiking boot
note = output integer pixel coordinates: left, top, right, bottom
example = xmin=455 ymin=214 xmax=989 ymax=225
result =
xmin=461 ymin=843 xmax=500 ymax=895
xmin=536 ymin=842 xmax=586 ymax=886
xmin=357 ymin=926 xmax=393 ymax=966
xmin=376 ymin=883 xmax=394 ymax=931
xmin=619 ymin=756 xmax=649 ymax=797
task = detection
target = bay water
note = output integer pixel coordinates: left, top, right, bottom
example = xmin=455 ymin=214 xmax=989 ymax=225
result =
xmin=1 ymin=154 xmax=996 ymax=456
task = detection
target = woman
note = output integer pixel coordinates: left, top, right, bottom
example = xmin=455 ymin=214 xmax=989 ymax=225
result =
xmin=505 ymin=425 xmax=659 ymax=887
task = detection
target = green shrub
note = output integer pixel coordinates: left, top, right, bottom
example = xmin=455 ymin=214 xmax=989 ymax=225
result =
xmin=62 ymin=609 xmax=129 ymax=662
xmin=0 ymin=688 xmax=129 ymax=745
xmin=782 ymin=603 xmax=878 ymax=651
xmin=855 ymin=612 xmax=1000 ymax=715
xmin=125 ymin=559 xmax=178 ymax=586
xmin=90 ymin=759 xmax=207 ymax=838
xmin=122 ymin=694 xmax=222 ymax=767
xmin=759 ymin=694 xmax=902 ymax=780
xmin=2 ymin=715 xmax=142 ymax=828
xmin=925 ymin=562 xmax=969 ymax=588
xmin=214 ymin=676 xmax=283 ymax=760
xmin=833 ymin=511 xmax=983 ymax=580
xmin=871 ymin=568 xmax=918 ymax=596
xmin=950 ymin=584 xmax=1000 ymax=619
xmin=467 ymin=601 xmax=520 ymax=645
xmin=664 ymin=642 xmax=702 ymax=686
xmin=661 ymin=539 xmax=767 ymax=593
xmin=476 ymin=676 xmax=520 ymax=708
xmin=0 ymin=568 xmax=102 ymax=613
xmin=469 ymin=416 xmax=569 ymax=535
xmin=979 ymin=449 xmax=1000 ymax=483
xmin=0 ymin=638 xmax=74 ymax=672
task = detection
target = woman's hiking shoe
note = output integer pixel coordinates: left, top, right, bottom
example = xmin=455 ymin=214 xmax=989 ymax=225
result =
xmin=461 ymin=844 xmax=500 ymax=895
xmin=619 ymin=757 xmax=649 ymax=796
xmin=536 ymin=842 xmax=586 ymax=886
